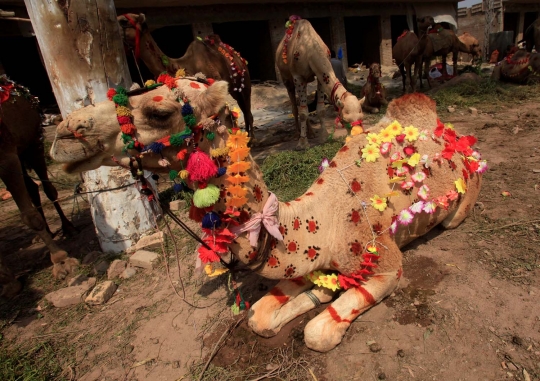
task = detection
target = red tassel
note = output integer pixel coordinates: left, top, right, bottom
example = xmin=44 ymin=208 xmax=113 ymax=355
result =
xmin=186 ymin=149 xmax=218 ymax=182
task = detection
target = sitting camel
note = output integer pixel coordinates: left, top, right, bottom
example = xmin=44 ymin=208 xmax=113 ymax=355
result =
xmin=458 ymin=32 xmax=482 ymax=63
xmin=491 ymin=49 xmax=540 ymax=83
xmin=117 ymin=13 xmax=254 ymax=138
xmin=51 ymin=72 xmax=484 ymax=352
xmin=276 ymin=16 xmax=363 ymax=150
xmin=361 ymin=63 xmax=388 ymax=114
xmin=0 ymin=76 xmax=78 ymax=297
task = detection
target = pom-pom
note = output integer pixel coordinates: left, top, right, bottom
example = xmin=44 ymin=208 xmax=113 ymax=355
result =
xmin=126 ymin=141 xmax=135 ymax=149
xmin=206 ymin=132 xmax=215 ymax=141
xmin=210 ymin=147 xmax=229 ymax=158
xmin=193 ymin=184 xmax=220 ymax=208
xmin=195 ymin=72 xmax=207 ymax=80
xmin=117 ymin=116 xmax=131 ymax=125
xmin=173 ymin=183 xmax=184 ymax=193
xmin=175 ymin=68 xmax=186 ymax=78
xmin=186 ymin=150 xmax=218 ymax=182
xmin=176 ymin=149 xmax=188 ymax=160
xmin=181 ymin=103 xmax=194 ymax=116
xmin=145 ymin=80 xmax=156 ymax=87
xmin=170 ymin=133 xmax=187 ymax=146
xmin=146 ymin=142 xmax=165 ymax=154
xmin=183 ymin=114 xmax=197 ymax=128
xmin=107 ymin=88 xmax=117 ymax=101
xmin=202 ymin=212 xmax=221 ymax=229
xmin=116 ymin=87 xmax=128 ymax=95
xmin=112 ymin=93 xmax=129 ymax=107
xmin=217 ymin=125 xmax=227 ymax=135
xmin=179 ymin=170 xmax=189 ymax=179
xmin=217 ymin=167 xmax=227 ymax=177
xmin=115 ymin=106 xmax=132 ymax=117
xmin=207 ymin=78 xmax=215 ymax=85
xmin=202 ymin=118 xmax=215 ymax=130
xmin=121 ymin=123 xmax=136 ymax=135
xmin=121 ymin=133 xmax=133 ymax=144
xmin=169 ymin=170 xmax=179 ymax=180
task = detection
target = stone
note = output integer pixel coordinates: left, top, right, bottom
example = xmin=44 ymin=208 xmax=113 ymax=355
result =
xmin=468 ymin=107 xmax=478 ymax=116
xmin=447 ymin=106 xmax=455 ymax=113
xmin=130 ymin=250 xmax=159 ymax=269
xmin=170 ymin=199 xmax=186 ymax=211
xmin=107 ymin=260 xmax=127 ymax=279
xmin=85 ymin=281 xmax=117 ymax=305
xmin=45 ymin=278 xmax=96 ymax=307
xmin=127 ymin=232 xmax=164 ymax=254
xmin=93 ymin=260 xmax=109 ymax=275
xmin=67 ymin=274 xmax=93 ymax=287
xmin=120 ymin=267 xmax=137 ymax=279
xmin=82 ymin=251 xmax=103 ymax=265
xmin=369 ymin=343 xmax=382 ymax=353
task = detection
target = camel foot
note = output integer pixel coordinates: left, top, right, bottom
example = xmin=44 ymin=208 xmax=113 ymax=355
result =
xmin=304 ymin=310 xmax=349 ymax=352
xmin=295 ymin=137 xmax=310 ymax=151
xmin=1 ymin=279 xmax=23 ymax=298
xmin=52 ymin=257 xmax=79 ymax=280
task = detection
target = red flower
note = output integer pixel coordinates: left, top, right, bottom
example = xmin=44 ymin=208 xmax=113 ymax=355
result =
xmin=198 ymin=246 xmax=220 ymax=263
xmin=434 ymin=119 xmax=445 ymax=137
xmin=403 ymin=145 xmax=416 ymax=156
xmin=395 ymin=134 xmax=405 ymax=143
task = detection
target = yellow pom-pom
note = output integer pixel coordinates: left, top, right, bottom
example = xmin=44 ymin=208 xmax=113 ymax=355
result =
xmin=145 ymin=80 xmax=156 ymax=87
xmin=115 ymin=106 xmax=132 ymax=117
xmin=175 ymin=68 xmax=186 ymax=78
xmin=179 ymin=170 xmax=189 ymax=180
xmin=210 ymin=147 xmax=229 ymax=158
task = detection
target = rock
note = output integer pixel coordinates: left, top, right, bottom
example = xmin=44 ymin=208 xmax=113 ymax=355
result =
xmin=85 ymin=281 xmax=117 ymax=305
xmin=468 ymin=107 xmax=478 ymax=116
xmin=67 ymin=274 xmax=93 ymax=287
xmin=378 ymin=373 xmax=387 ymax=380
xmin=130 ymin=250 xmax=159 ymax=269
xmin=512 ymin=336 xmax=524 ymax=346
xmin=397 ymin=349 xmax=405 ymax=358
xmin=507 ymin=363 xmax=518 ymax=371
xmin=447 ymin=106 xmax=455 ymax=113
xmin=45 ymin=278 xmax=96 ymax=307
xmin=82 ymin=251 xmax=103 ymax=265
xmin=369 ymin=343 xmax=382 ymax=353
xmin=127 ymin=232 xmax=164 ymax=254
xmin=172 ymin=360 xmax=181 ymax=369
xmin=93 ymin=260 xmax=109 ymax=275
xmin=170 ymin=199 xmax=186 ymax=211
xmin=107 ymin=260 xmax=127 ymax=279
xmin=2 ymin=191 xmax=12 ymax=201
xmin=120 ymin=267 xmax=137 ymax=279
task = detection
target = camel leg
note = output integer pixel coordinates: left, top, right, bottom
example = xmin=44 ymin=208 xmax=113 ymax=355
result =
xmin=22 ymin=168 xmax=52 ymax=236
xmin=442 ymin=173 xmax=482 ymax=229
xmin=424 ymin=58 xmax=432 ymax=89
xmin=399 ymin=63 xmax=407 ymax=93
xmin=452 ymin=51 xmax=458 ymax=79
xmin=284 ymin=79 xmax=300 ymax=139
xmin=237 ymin=88 xmax=254 ymax=140
xmin=0 ymin=154 xmax=78 ymax=280
xmin=316 ymin=81 xmax=329 ymax=143
xmin=293 ymin=77 xmax=310 ymax=150
xmin=414 ymin=57 xmax=423 ymax=90
xmin=304 ymin=268 xmax=402 ymax=352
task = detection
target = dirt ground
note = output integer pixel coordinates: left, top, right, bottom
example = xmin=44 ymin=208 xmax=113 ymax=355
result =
xmin=0 ymin=69 xmax=539 ymax=381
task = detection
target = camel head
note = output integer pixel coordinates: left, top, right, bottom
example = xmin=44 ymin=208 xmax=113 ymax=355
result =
xmin=368 ymin=63 xmax=382 ymax=81
xmin=117 ymin=13 xmax=147 ymax=51
xmin=416 ymin=16 xmax=435 ymax=32
xmin=338 ymin=93 xmax=364 ymax=128
xmin=51 ymin=78 xmax=230 ymax=174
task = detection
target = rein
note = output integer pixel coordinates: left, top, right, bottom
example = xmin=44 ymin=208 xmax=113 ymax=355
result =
xmin=121 ymin=14 xmax=140 ymax=61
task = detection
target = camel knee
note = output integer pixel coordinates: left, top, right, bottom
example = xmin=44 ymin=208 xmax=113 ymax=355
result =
xmin=21 ymin=210 xmax=47 ymax=232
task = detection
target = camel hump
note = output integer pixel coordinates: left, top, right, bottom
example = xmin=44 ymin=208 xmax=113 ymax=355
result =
xmin=385 ymin=93 xmax=437 ymax=130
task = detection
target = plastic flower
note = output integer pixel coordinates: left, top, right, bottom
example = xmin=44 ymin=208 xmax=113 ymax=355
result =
xmin=411 ymin=171 xmax=426 ymax=183
xmin=501 ymin=191 xmax=512 ymax=197
xmin=226 ymin=130 xmax=249 ymax=149
xmin=446 ymin=190 xmax=459 ymax=201
xmin=385 ymin=120 xmax=403 ymax=136
xmin=351 ymin=126 xmax=364 ymax=136
xmin=204 ymin=263 xmax=228 ymax=277
xmin=315 ymin=273 xmax=341 ymax=291
xmin=390 ymin=152 xmax=402 ymax=162
xmin=420 ymin=154 xmax=431 ymax=168
xmin=445 ymin=122 xmax=455 ymax=130
xmin=396 ymin=166 xmax=410 ymax=177
xmin=434 ymin=195 xmax=449 ymax=210
xmin=378 ymin=129 xmax=393 ymax=142
xmin=398 ymin=209 xmax=414 ymax=225
xmin=408 ymin=153 xmax=421 ymax=167
xmin=455 ymin=178 xmax=467 ymax=194
xmin=380 ymin=142 xmax=392 ymax=155
xmin=392 ymin=159 xmax=408 ymax=169
xmin=367 ymin=133 xmax=381 ymax=146
xmin=418 ymin=129 xmax=429 ymax=141
xmin=404 ymin=125 xmax=419 ymax=142
xmin=319 ymin=158 xmax=329 ymax=173
xmin=362 ymin=145 xmax=380 ymax=162
xmin=417 ymin=184 xmax=430 ymax=200
xmin=477 ymin=160 xmax=488 ymax=173
xmin=389 ymin=220 xmax=398 ymax=234
xmin=370 ymin=195 xmax=387 ymax=211
xmin=423 ymin=201 xmax=437 ymax=214
xmin=401 ymin=181 xmax=414 ymax=190
xmin=409 ymin=201 xmax=425 ymax=214
xmin=389 ymin=176 xmax=406 ymax=183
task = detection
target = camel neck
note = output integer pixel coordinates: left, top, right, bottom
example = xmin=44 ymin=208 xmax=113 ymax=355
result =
xmin=139 ymin=30 xmax=186 ymax=77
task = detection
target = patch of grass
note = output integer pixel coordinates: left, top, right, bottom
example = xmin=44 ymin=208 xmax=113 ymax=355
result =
xmin=43 ymin=140 xmax=54 ymax=167
xmin=261 ymin=139 xmax=343 ymax=201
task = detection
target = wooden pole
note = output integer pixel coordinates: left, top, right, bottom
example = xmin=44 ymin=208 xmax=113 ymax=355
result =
xmin=24 ymin=0 xmax=159 ymax=253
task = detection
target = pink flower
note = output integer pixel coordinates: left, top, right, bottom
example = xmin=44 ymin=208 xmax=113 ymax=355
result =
xmin=411 ymin=171 xmax=426 ymax=183
xmin=401 ymin=181 xmax=414 ymax=190
xmin=417 ymin=184 xmax=430 ymax=200
xmin=477 ymin=160 xmax=488 ymax=173
xmin=390 ymin=152 xmax=402 ymax=162
xmin=389 ymin=220 xmax=398 ymax=234
xmin=420 ymin=154 xmax=431 ymax=168
xmin=446 ymin=190 xmax=459 ymax=201
xmin=398 ymin=209 xmax=414 ymax=225
xmin=419 ymin=129 xmax=429 ymax=141
xmin=380 ymin=142 xmax=392 ymax=155
xmin=434 ymin=195 xmax=449 ymax=210
xmin=319 ymin=158 xmax=329 ymax=173
xmin=396 ymin=166 xmax=410 ymax=176
xmin=409 ymin=201 xmax=425 ymax=214
xmin=423 ymin=201 xmax=437 ymax=214
xmin=471 ymin=151 xmax=482 ymax=160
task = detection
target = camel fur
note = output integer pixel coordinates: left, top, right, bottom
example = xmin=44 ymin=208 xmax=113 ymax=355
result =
xmin=361 ymin=63 xmax=388 ymax=114
xmin=275 ymin=16 xmax=363 ymax=150
xmin=0 ymin=77 xmax=78 ymax=297
xmin=458 ymin=32 xmax=482 ymax=63
xmin=491 ymin=49 xmax=540 ymax=83
xmin=519 ymin=18 xmax=540 ymax=53
xmin=392 ymin=30 xmax=422 ymax=93
xmin=52 ymin=74 xmax=484 ymax=352
xmin=117 ymin=13 xmax=254 ymax=139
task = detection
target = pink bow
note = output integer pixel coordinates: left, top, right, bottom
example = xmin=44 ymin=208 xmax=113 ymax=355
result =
xmin=231 ymin=192 xmax=283 ymax=247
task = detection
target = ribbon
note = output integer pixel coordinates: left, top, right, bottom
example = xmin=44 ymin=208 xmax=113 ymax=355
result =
xmin=123 ymin=14 xmax=140 ymax=61
xmin=231 ymin=192 xmax=283 ymax=247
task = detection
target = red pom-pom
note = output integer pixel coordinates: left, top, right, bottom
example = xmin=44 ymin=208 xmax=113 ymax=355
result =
xmin=186 ymin=150 xmax=218 ymax=182
xmin=207 ymin=78 xmax=215 ymax=85
xmin=117 ymin=116 xmax=131 ymax=125
xmin=107 ymin=88 xmax=117 ymax=101
xmin=189 ymin=203 xmax=206 ymax=222
xmin=121 ymin=123 xmax=136 ymax=134
xmin=176 ymin=149 xmax=188 ymax=160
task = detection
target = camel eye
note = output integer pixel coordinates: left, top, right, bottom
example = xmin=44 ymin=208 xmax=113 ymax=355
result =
xmin=148 ymin=109 xmax=174 ymax=121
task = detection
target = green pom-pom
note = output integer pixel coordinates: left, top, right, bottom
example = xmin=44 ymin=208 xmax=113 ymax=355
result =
xmin=170 ymin=131 xmax=189 ymax=146
xmin=116 ymin=87 xmax=127 ymax=95
xmin=161 ymin=55 xmax=170 ymax=66
xmin=193 ymin=184 xmax=220 ymax=208
xmin=169 ymin=170 xmax=179 ymax=180
xmin=206 ymin=132 xmax=215 ymax=141
xmin=231 ymin=304 xmax=240 ymax=315
xmin=127 ymin=141 xmax=135 ymax=149
xmin=112 ymin=93 xmax=129 ymax=107
xmin=121 ymin=133 xmax=133 ymax=144
xmin=183 ymin=114 xmax=197 ymax=128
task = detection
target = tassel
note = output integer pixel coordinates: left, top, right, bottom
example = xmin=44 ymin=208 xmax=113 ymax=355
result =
xmin=181 ymin=103 xmax=194 ymax=116
xmin=193 ymin=184 xmax=220 ymax=208
xmin=202 ymin=212 xmax=221 ymax=229
xmin=146 ymin=142 xmax=165 ymax=154
xmin=169 ymin=170 xmax=178 ymax=180
xmin=179 ymin=169 xmax=189 ymax=179
xmin=173 ymin=183 xmax=184 ymax=193
xmin=112 ymin=93 xmax=129 ymax=107
xmin=216 ymin=167 xmax=226 ymax=177
xmin=106 ymin=88 xmax=117 ymax=100
xmin=186 ymin=150 xmax=218 ymax=182
xmin=206 ymin=132 xmax=215 ymax=141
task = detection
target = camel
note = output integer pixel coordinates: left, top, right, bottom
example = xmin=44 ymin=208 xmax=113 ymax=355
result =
xmin=0 ymin=76 xmax=78 ymax=297
xmin=51 ymin=73 xmax=485 ymax=352
xmin=458 ymin=32 xmax=482 ymax=63
xmin=361 ymin=63 xmax=388 ymax=114
xmin=491 ymin=49 xmax=540 ymax=83
xmin=117 ymin=13 xmax=254 ymax=138
xmin=275 ymin=16 xmax=363 ymax=150
xmin=519 ymin=18 xmax=540 ymax=53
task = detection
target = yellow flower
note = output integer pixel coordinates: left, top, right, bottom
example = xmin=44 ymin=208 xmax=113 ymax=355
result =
xmin=367 ymin=133 xmax=381 ymax=146
xmin=361 ymin=145 xmax=380 ymax=162
xmin=385 ymin=120 xmax=403 ymax=137
xmin=404 ymin=125 xmax=419 ymax=142
xmin=388 ymin=176 xmax=407 ymax=183
xmin=455 ymin=178 xmax=467 ymax=194
xmin=378 ymin=128 xmax=393 ymax=142
xmin=370 ymin=195 xmax=388 ymax=212
xmin=175 ymin=68 xmax=186 ymax=78
xmin=391 ymin=159 xmax=408 ymax=169
xmin=144 ymin=79 xmax=156 ymax=87
xmin=315 ymin=273 xmax=341 ymax=292
xmin=407 ymin=153 xmax=421 ymax=167
xmin=384 ymin=191 xmax=400 ymax=198
xmin=351 ymin=126 xmax=364 ymax=136
xmin=204 ymin=264 xmax=229 ymax=277
xmin=445 ymin=123 xmax=455 ymax=130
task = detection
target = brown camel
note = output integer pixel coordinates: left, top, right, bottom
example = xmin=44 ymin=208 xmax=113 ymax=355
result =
xmin=519 ymin=18 xmax=540 ymax=53
xmin=117 ymin=13 xmax=254 ymax=138
xmin=458 ymin=32 xmax=482 ymax=63
xmin=491 ymin=50 xmax=540 ymax=83
xmin=276 ymin=16 xmax=363 ymax=150
xmin=51 ymin=73 xmax=484 ymax=352
xmin=361 ymin=63 xmax=388 ymax=114
xmin=0 ymin=76 xmax=78 ymax=297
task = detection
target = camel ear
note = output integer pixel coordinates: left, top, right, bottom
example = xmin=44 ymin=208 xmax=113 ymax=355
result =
xmin=191 ymin=81 xmax=229 ymax=118
xmin=138 ymin=13 xmax=146 ymax=24
xmin=359 ymin=96 xmax=366 ymax=107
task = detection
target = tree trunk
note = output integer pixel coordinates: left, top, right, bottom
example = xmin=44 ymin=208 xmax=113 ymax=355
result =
xmin=24 ymin=0 xmax=159 ymax=252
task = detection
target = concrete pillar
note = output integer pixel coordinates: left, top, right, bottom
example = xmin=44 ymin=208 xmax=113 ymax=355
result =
xmin=330 ymin=16 xmax=348 ymax=69
xmin=192 ymin=22 xmax=213 ymax=38
xmin=380 ymin=15 xmax=393 ymax=66
xmin=516 ymin=11 xmax=525 ymax=43
xmin=269 ymin=18 xmax=285 ymax=82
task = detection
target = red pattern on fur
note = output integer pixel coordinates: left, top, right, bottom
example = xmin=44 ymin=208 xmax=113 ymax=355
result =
xmin=328 ymin=306 xmax=351 ymax=324
xmin=270 ymin=287 xmax=289 ymax=304
xmin=356 ymin=286 xmax=376 ymax=305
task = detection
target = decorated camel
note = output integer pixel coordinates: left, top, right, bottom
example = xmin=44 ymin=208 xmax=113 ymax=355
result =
xmin=276 ymin=16 xmax=363 ymax=150
xmin=458 ymin=32 xmax=482 ymax=63
xmin=519 ymin=18 xmax=540 ymax=52
xmin=0 ymin=76 xmax=78 ymax=297
xmin=491 ymin=49 xmax=540 ymax=83
xmin=117 ymin=13 xmax=254 ymax=138
xmin=51 ymin=71 xmax=485 ymax=352
xmin=361 ymin=63 xmax=388 ymax=114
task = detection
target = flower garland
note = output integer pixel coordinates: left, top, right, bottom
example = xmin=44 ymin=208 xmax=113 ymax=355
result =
xmin=203 ymin=35 xmax=247 ymax=93
xmin=282 ymin=15 xmax=302 ymax=64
